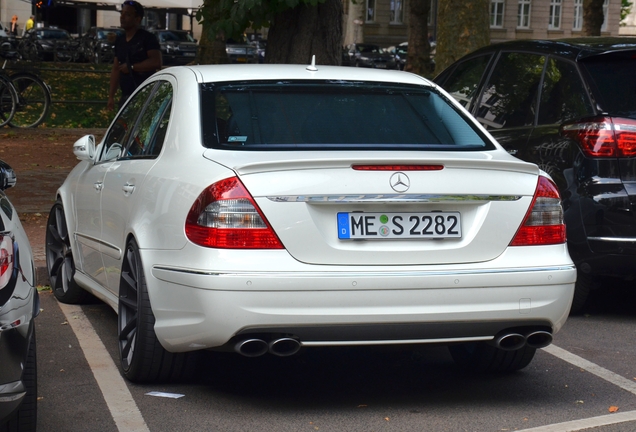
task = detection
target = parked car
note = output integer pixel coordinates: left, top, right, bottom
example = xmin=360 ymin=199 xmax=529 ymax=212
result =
xmin=21 ymin=27 xmax=79 ymax=62
xmin=343 ymin=43 xmax=398 ymax=69
xmin=434 ymin=37 xmax=636 ymax=313
xmin=46 ymin=63 xmax=575 ymax=382
xmin=0 ymin=160 xmax=38 ymax=430
xmin=149 ymin=29 xmax=198 ymax=65
xmin=225 ymin=39 xmax=258 ymax=63
xmin=78 ymin=27 xmax=123 ymax=64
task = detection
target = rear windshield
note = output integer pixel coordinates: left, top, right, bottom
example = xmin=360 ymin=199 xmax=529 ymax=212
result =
xmin=200 ymin=80 xmax=493 ymax=151
xmin=580 ymin=51 xmax=636 ymax=118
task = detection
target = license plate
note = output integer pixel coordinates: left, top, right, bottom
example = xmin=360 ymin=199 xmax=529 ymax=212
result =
xmin=337 ymin=212 xmax=461 ymax=239
xmin=184 ymin=52 xmax=195 ymax=56
xmin=376 ymin=64 xmax=386 ymax=69
xmin=236 ymin=57 xmax=246 ymax=62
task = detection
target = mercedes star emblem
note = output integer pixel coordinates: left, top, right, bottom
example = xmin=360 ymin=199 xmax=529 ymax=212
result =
xmin=390 ymin=172 xmax=410 ymax=192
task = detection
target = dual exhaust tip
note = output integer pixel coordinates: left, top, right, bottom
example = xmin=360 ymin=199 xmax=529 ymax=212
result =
xmin=235 ymin=337 xmax=301 ymax=357
xmin=491 ymin=329 xmax=553 ymax=351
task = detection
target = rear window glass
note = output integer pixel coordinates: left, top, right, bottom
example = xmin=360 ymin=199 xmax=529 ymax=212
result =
xmin=581 ymin=51 xmax=636 ymax=118
xmin=200 ymin=80 xmax=493 ymax=151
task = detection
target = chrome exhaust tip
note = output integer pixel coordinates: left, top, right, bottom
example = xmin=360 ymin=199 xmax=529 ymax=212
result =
xmin=525 ymin=330 xmax=553 ymax=349
xmin=268 ymin=337 xmax=301 ymax=357
xmin=493 ymin=333 xmax=526 ymax=351
xmin=235 ymin=338 xmax=269 ymax=357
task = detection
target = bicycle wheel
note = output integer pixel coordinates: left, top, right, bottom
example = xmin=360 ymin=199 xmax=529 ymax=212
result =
xmin=0 ymin=76 xmax=18 ymax=127
xmin=9 ymin=72 xmax=51 ymax=128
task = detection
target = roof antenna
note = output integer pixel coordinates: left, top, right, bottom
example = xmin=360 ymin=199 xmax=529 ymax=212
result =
xmin=306 ymin=55 xmax=318 ymax=71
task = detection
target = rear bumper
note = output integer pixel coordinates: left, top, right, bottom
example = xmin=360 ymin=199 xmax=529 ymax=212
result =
xmin=145 ymin=246 xmax=575 ymax=352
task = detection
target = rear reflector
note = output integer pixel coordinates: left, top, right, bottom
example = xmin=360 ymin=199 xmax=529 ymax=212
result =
xmin=562 ymin=117 xmax=636 ymax=157
xmin=352 ymin=165 xmax=444 ymax=171
xmin=0 ymin=235 xmax=14 ymax=289
xmin=185 ymin=177 xmax=284 ymax=249
xmin=510 ymin=176 xmax=566 ymax=246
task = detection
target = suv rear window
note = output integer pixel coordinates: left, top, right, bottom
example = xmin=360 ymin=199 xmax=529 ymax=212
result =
xmin=581 ymin=51 xmax=636 ymax=119
xmin=200 ymin=81 xmax=492 ymax=151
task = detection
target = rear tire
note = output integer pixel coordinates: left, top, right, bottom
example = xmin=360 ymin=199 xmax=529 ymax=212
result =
xmin=449 ymin=342 xmax=536 ymax=373
xmin=8 ymin=72 xmax=51 ymax=128
xmin=46 ymin=200 xmax=91 ymax=304
xmin=118 ymin=238 xmax=197 ymax=383
xmin=569 ymin=270 xmax=598 ymax=315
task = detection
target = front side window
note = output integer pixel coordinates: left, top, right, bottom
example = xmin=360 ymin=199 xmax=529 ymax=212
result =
xmin=101 ymin=83 xmax=155 ymax=162
xmin=573 ymin=0 xmax=583 ymax=30
xmin=476 ymin=52 xmax=546 ymax=129
xmin=490 ymin=0 xmax=505 ymax=28
xmin=440 ymin=54 xmax=493 ymax=109
xmin=548 ymin=0 xmax=562 ymax=29
xmin=390 ymin=0 xmax=404 ymax=23
xmin=366 ymin=0 xmax=375 ymax=22
xmin=517 ymin=0 xmax=531 ymax=28
xmin=124 ymin=81 xmax=173 ymax=158
xmin=201 ymin=81 xmax=493 ymax=151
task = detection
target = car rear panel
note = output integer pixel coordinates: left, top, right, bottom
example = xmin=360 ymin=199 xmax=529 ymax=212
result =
xmin=206 ymin=151 xmax=540 ymax=265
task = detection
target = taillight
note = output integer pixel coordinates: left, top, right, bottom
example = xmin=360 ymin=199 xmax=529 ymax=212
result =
xmin=0 ymin=235 xmax=14 ymax=289
xmin=562 ymin=116 xmax=636 ymax=157
xmin=510 ymin=176 xmax=566 ymax=246
xmin=185 ymin=177 xmax=284 ymax=249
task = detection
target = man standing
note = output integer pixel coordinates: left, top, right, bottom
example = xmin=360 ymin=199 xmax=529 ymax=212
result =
xmin=24 ymin=16 xmax=34 ymax=34
xmin=107 ymin=1 xmax=161 ymax=111
xmin=10 ymin=15 xmax=18 ymax=36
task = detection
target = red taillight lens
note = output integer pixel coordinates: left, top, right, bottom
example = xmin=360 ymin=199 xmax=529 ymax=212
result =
xmin=185 ymin=177 xmax=284 ymax=249
xmin=352 ymin=165 xmax=444 ymax=171
xmin=562 ymin=117 xmax=636 ymax=158
xmin=510 ymin=176 xmax=566 ymax=246
xmin=0 ymin=235 xmax=14 ymax=289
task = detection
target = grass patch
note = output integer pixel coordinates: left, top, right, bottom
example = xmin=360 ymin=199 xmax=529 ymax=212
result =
xmin=8 ymin=62 xmax=116 ymax=128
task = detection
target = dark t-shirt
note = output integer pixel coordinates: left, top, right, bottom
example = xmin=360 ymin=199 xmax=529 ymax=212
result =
xmin=114 ymin=28 xmax=160 ymax=97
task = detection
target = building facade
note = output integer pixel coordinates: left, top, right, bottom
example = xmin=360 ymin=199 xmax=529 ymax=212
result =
xmin=344 ymin=0 xmax=624 ymax=48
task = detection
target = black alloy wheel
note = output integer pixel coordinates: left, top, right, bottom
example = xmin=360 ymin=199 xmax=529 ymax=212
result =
xmin=46 ymin=200 xmax=90 ymax=304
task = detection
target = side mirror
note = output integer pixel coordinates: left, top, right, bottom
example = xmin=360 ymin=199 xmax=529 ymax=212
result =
xmin=0 ymin=160 xmax=17 ymax=191
xmin=73 ymin=135 xmax=96 ymax=161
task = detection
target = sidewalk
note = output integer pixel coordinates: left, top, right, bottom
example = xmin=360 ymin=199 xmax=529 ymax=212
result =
xmin=1 ymin=128 xmax=107 ymax=286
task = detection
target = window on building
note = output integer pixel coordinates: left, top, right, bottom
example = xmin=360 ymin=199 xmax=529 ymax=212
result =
xmin=517 ymin=0 xmax=531 ymax=28
xmin=490 ymin=0 xmax=505 ymax=28
xmin=548 ymin=0 xmax=562 ymax=29
xmin=573 ymin=0 xmax=583 ymax=30
xmin=390 ymin=0 xmax=404 ymax=23
xmin=602 ymin=0 xmax=609 ymax=31
xmin=366 ymin=0 xmax=375 ymax=22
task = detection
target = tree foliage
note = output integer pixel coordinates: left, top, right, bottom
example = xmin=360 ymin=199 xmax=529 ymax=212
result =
xmin=435 ymin=0 xmax=490 ymax=73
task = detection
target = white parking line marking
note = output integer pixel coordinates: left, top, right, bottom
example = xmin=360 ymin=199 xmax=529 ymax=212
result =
xmin=543 ymin=344 xmax=636 ymax=396
xmin=59 ymin=302 xmax=150 ymax=432
xmin=517 ymin=344 xmax=636 ymax=431
xmin=518 ymin=410 xmax=636 ymax=432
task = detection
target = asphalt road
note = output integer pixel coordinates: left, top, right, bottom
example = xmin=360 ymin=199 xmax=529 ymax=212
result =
xmin=34 ymin=283 xmax=636 ymax=432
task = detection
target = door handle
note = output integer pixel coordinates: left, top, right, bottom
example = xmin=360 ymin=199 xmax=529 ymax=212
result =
xmin=94 ymin=181 xmax=103 ymax=191
xmin=122 ymin=183 xmax=135 ymax=195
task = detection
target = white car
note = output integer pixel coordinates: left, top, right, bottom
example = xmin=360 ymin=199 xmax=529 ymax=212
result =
xmin=46 ymin=63 xmax=576 ymax=383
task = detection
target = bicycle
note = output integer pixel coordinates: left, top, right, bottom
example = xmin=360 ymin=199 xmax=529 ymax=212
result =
xmin=1 ymin=57 xmax=52 ymax=128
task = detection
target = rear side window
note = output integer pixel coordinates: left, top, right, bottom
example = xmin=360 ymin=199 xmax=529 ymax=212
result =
xmin=538 ymin=58 xmax=593 ymax=125
xmin=581 ymin=51 xmax=636 ymax=119
xmin=476 ymin=52 xmax=545 ymax=129
xmin=201 ymin=81 xmax=492 ymax=151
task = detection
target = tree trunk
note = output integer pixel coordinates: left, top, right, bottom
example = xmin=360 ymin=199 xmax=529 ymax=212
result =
xmin=583 ymin=0 xmax=605 ymax=36
xmin=266 ymin=0 xmax=343 ymax=65
xmin=196 ymin=20 xmax=229 ymax=65
xmin=435 ymin=0 xmax=490 ymax=74
xmin=406 ymin=0 xmax=431 ymax=76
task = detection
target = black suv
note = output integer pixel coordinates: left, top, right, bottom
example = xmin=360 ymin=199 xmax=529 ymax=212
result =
xmin=434 ymin=38 xmax=636 ymax=313
xmin=149 ymin=29 xmax=198 ymax=65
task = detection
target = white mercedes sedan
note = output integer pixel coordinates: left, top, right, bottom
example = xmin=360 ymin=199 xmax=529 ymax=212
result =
xmin=46 ymin=63 xmax=576 ymax=383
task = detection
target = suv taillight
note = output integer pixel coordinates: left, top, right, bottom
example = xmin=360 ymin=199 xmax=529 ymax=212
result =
xmin=510 ymin=176 xmax=566 ymax=246
xmin=0 ymin=235 xmax=14 ymax=289
xmin=562 ymin=116 xmax=636 ymax=158
xmin=185 ymin=177 xmax=284 ymax=249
